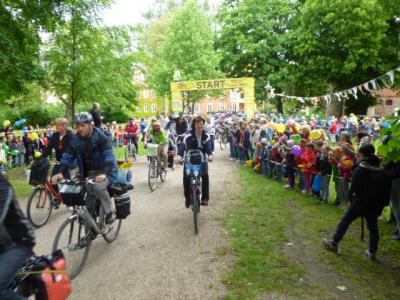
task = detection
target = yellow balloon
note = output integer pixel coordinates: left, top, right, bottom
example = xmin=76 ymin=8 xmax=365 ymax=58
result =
xmin=34 ymin=151 xmax=42 ymax=158
xmin=277 ymin=124 xmax=286 ymax=134
xmin=310 ymin=129 xmax=322 ymax=140
xmin=30 ymin=132 xmax=38 ymax=141
xmin=3 ymin=120 xmax=11 ymax=129
xmin=295 ymin=124 xmax=301 ymax=132
xmin=246 ymin=160 xmax=254 ymax=167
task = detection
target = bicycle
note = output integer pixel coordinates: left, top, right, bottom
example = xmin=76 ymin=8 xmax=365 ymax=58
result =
xmin=184 ymin=149 xmax=207 ymax=235
xmin=52 ymin=179 xmax=131 ymax=279
xmin=147 ymin=143 xmax=167 ymax=192
xmin=26 ymin=163 xmax=64 ymax=228
xmin=124 ymin=133 xmax=137 ymax=162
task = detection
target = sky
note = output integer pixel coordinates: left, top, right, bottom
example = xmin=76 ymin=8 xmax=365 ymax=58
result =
xmin=102 ymin=0 xmax=222 ymax=26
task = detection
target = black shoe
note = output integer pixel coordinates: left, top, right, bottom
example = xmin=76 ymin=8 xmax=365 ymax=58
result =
xmin=323 ymin=238 xmax=338 ymax=253
xmin=105 ymin=212 xmax=116 ymax=225
xmin=185 ymin=198 xmax=190 ymax=208
xmin=201 ymin=199 xmax=209 ymax=206
xmin=364 ymin=249 xmax=377 ymax=261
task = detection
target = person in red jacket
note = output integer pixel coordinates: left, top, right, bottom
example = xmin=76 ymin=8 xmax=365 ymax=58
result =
xmin=302 ymin=143 xmax=317 ymax=194
xmin=124 ymin=117 xmax=140 ymax=153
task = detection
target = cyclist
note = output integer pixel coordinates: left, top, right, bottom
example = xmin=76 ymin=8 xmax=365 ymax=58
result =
xmin=177 ymin=116 xmax=214 ymax=208
xmin=42 ymin=118 xmax=74 ymax=188
xmin=124 ymin=117 xmax=140 ymax=153
xmin=52 ymin=112 xmax=118 ymax=225
xmin=0 ymin=173 xmax=36 ymax=300
xmin=144 ymin=122 xmax=169 ymax=170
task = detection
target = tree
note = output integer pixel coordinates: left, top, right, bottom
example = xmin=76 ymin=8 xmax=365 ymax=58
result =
xmin=0 ymin=1 xmax=65 ymax=101
xmin=150 ymin=0 xmax=222 ymax=109
xmin=44 ymin=0 xmax=138 ymax=120
xmin=216 ymin=0 xmax=296 ymax=113
xmin=288 ymin=0 xmax=396 ymax=115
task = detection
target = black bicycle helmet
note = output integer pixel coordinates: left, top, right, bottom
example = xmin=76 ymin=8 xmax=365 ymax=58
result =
xmin=75 ymin=112 xmax=93 ymax=124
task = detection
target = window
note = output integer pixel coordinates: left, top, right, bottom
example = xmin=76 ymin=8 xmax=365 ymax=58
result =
xmin=220 ymin=103 xmax=225 ymax=111
xmin=144 ymin=104 xmax=149 ymax=112
xmin=232 ymin=103 xmax=238 ymax=112
xmin=152 ymin=104 xmax=157 ymax=112
xmin=386 ymin=99 xmax=393 ymax=105
xmin=194 ymin=103 xmax=200 ymax=113
xmin=142 ymin=89 xmax=149 ymax=99
xmin=207 ymin=104 xmax=213 ymax=112
xmin=136 ymin=105 xmax=141 ymax=112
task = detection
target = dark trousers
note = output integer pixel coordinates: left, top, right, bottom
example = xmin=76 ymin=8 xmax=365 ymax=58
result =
xmin=183 ymin=168 xmax=209 ymax=202
xmin=287 ymin=167 xmax=296 ymax=187
xmin=333 ymin=208 xmax=379 ymax=253
xmin=0 ymin=245 xmax=33 ymax=300
xmin=210 ymin=135 xmax=215 ymax=153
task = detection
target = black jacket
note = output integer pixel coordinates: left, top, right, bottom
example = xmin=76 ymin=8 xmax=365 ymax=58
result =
xmin=42 ymin=130 xmax=74 ymax=161
xmin=349 ymin=155 xmax=392 ymax=218
xmin=318 ymin=154 xmax=332 ymax=175
xmin=90 ymin=108 xmax=102 ymax=128
xmin=178 ymin=130 xmax=212 ymax=157
xmin=0 ymin=174 xmax=35 ymax=252
xmin=175 ymin=118 xmax=189 ymax=135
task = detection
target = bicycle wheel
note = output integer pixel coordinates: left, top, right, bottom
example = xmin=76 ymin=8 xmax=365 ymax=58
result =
xmin=191 ymin=188 xmax=200 ymax=235
xmin=148 ymin=158 xmax=158 ymax=191
xmin=160 ymin=162 xmax=167 ymax=182
xmin=131 ymin=143 xmax=137 ymax=161
xmin=101 ymin=205 xmax=122 ymax=243
xmin=124 ymin=145 xmax=130 ymax=162
xmin=219 ymin=134 xmax=226 ymax=150
xmin=26 ymin=187 xmax=53 ymax=228
xmin=52 ymin=215 xmax=91 ymax=279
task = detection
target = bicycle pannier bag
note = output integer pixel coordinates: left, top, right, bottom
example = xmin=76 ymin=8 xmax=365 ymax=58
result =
xmin=29 ymin=157 xmax=50 ymax=186
xmin=59 ymin=182 xmax=86 ymax=206
xmin=114 ymin=192 xmax=131 ymax=219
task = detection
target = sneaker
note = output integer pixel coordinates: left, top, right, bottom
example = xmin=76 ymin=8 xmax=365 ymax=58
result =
xmin=301 ymin=189 xmax=307 ymax=194
xmin=283 ymin=184 xmax=291 ymax=189
xmin=201 ymin=199 xmax=209 ymax=206
xmin=105 ymin=212 xmax=116 ymax=225
xmin=323 ymin=238 xmax=338 ymax=253
xmin=364 ymin=249 xmax=377 ymax=261
xmin=185 ymin=198 xmax=190 ymax=208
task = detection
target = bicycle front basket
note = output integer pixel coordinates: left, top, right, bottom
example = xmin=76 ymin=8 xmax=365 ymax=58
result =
xmin=146 ymin=143 xmax=158 ymax=157
xmin=59 ymin=182 xmax=86 ymax=206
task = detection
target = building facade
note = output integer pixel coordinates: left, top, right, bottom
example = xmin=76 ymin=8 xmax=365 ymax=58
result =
xmin=368 ymin=88 xmax=400 ymax=117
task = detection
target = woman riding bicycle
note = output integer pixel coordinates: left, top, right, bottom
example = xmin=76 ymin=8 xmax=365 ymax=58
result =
xmin=144 ymin=122 xmax=169 ymax=170
xmin=177 ymin=116 xmax=214 ymax=208
xmin=0 ymin=173 xmax=35 ymax=300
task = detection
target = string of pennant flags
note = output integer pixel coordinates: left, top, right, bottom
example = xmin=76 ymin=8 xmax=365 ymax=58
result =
xmin=267 ymin=66 xmax=400 ymax=104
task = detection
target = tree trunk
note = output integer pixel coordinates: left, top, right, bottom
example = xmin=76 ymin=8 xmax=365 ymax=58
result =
xmin=326 ymin=98 xmax=343 ymax=118
xmin=276 ymin=97 xmax=283 ymax=114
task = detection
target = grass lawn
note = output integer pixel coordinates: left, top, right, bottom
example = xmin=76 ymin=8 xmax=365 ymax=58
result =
xmin=224 ymin=167 xmax=400 ymax=299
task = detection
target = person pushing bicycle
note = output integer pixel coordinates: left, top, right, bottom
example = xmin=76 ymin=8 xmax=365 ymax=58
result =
xmin=177 ymin=116 xmax=214 ymax=208
xmin=52 ymin=112 xmax=118 ymax=225
xmin=144 ymin=122 xmax=169 ymax=171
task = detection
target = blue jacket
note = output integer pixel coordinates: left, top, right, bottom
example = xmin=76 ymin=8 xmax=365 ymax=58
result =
xmin=60 ymin=128 xmax=118 ymax=183
xmin=178 ymin=129 xmax=212 ymax=157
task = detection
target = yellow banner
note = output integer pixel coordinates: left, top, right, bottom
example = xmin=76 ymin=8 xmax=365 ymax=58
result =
xmin=171 ymin=77 xmax=254 ymax=92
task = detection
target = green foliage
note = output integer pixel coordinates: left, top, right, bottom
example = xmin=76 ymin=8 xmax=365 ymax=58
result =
xmin=0 ymin=1 xmax=65 ymax=102
xmin=378 ymin=117 xmax=400 ymax=162
xmin=44 ymin=0 xmax=138 ymax=120
xmin=217 ymin=0 xmax=296 ymax=112
xmin=149 ymin=0 xmax=222 ymax=104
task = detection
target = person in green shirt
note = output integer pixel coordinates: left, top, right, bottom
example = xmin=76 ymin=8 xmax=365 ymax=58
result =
xmin=144 ymin=122 xmax=169 ymax=170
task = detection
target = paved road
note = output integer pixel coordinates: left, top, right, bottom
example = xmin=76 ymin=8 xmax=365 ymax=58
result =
xmin=32 ymin=148 xmax=236 ymax=300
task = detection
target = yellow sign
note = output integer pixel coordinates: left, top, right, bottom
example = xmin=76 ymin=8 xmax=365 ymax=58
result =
xmin=170 ymin=77 xmax=256 ymax=118
xmin=171 ymin=77 xmax=254 ymax=92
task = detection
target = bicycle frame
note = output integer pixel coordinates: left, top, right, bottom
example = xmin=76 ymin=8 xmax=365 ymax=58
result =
xmin=70 ymin=206 xmax=103 ymax=235
xmin=45 ymin=180 xmax=63 ymax=201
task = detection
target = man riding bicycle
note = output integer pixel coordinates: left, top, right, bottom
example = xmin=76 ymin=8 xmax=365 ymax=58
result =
xmin=125 ymin=117 xmax=140 ymax=152
xmin=177 ymin=116 xmax=214 ymax=208
xmin=144 ymin=122 xmax=169 ymax=170
xmin=0 ymin=173 xmax=36 ymax=300
xmin=52 ymin=112 xmax=118 ymax=225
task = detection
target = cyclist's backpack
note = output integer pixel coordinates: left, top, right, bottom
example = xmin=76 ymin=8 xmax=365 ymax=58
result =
xmin=29 ymin=157 xmax=50 ymax=186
